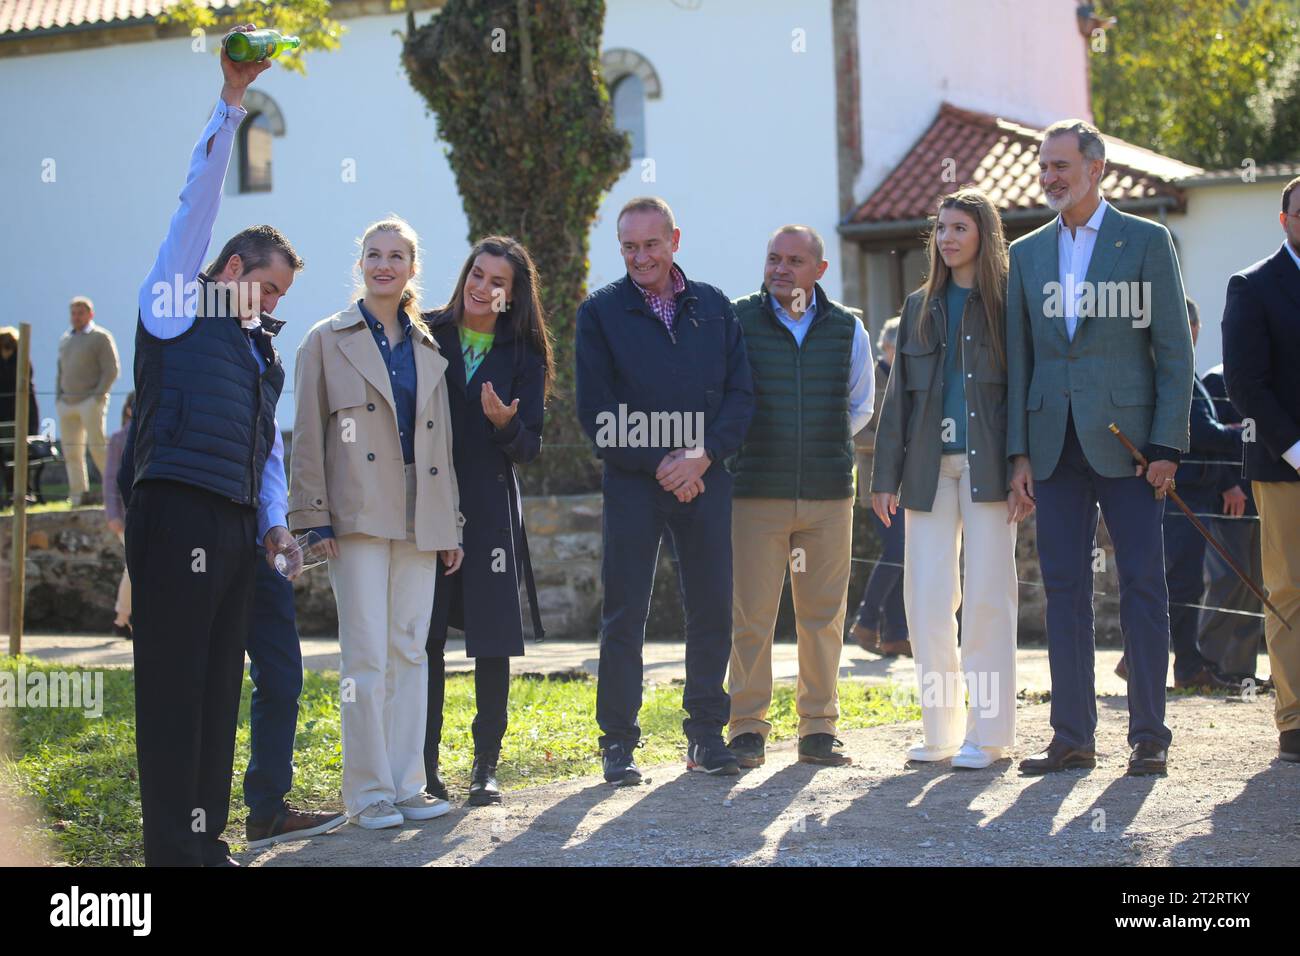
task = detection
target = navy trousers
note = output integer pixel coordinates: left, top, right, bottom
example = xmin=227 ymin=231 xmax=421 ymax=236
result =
xmin=595 ymin=464 xmax=733 ymax=748
xmin=1162 ymin=488 xmax=1217 ymax=682
xmin=1034 ymin=414 xmax=1172 ymax=749
xmin=856 ymin=508 xmax=908 ymax=639
xmin=242 ymin=550 xmax=304 ymax=823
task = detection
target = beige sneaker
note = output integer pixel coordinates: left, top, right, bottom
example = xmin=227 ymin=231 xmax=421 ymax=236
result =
xmin=395 ymin=792 xmax=451 ymax=821
xmin=353 ymin=800 xmax=403 ymax=830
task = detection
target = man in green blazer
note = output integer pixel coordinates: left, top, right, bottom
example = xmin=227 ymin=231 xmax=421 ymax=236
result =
xmin=1006 ymin=120 xmax=1194 ymax=777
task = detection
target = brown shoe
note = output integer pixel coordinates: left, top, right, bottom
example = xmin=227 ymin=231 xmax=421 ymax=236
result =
xmin=879 ymin=639 xmax=912 ymax=657
xmin=1127 ymin=741 xmax=1168 ymax=776
xmin=850 ymin=624 xmax=881 ymax=654
xmin=1018 ymin=738 xmax=1097 ymax=775
xmin=246 ymin=806 xmax=347 ymax=850
xmin=1174 ymin=667 xmax=1240 ymax=693
xmin=1279 ymin=730 xmax=1300 ymax=763
xmin=1114 ymin=656 xmax=1128 ymax=681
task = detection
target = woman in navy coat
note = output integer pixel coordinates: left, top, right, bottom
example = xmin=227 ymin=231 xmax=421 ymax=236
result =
xmin=424 ymin=236 xmax=553 ymax=805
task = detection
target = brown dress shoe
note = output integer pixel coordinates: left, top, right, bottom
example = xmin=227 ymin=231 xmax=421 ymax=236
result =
xmin=246 ymin=806 xmax=348 ymax=850
xmin=879 ymin=639 xmax=912 ymax=657
xmin=1127 ymin=741 xmax=1168 ymax=776
xmin=1279 ymin=729 xmax=1300 ymax=763
xmin=850 ymin=624 xmax=881 ymax=654
xmin=1018 ymin=738 xmax=1097 ymax=774
xmin=1174 ymin=667 xmax=1240 ymax=693
xmin=1114 ymin=656 xmax=1128 ymax=681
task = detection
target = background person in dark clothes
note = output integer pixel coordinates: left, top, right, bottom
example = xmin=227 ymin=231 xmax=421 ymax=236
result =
xmin=425 ymin=236 xmax=553 ymax=807
xmin=0 ymin=325 xmax=39 ymax=508
xmin=127 ymin=29 xmax=302 ymax=865
xmin=576 ymin=196 xmax=755 ymax=783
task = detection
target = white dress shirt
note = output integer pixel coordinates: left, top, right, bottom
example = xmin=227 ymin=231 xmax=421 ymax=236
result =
xmin=769 ymin=287 xmax=876 ymax=436
xmin=137 ymin=98 xmax=287 ymax=540
xmin=1057 ymin=198 xmax=1111 ymax=341
xmin=1282 ymin=242 xmax=1300 ymax=471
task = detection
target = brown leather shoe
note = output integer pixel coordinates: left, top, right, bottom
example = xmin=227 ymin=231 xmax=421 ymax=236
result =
xmin=850 ymin=624 xmax=881 ymax=654
xmin=1114 ymin=655 xmax=1128 ymax=681
xmin=246 ymin=806 xmax=348 ymax=850
xmin=879 ymin=639 xmax=912 ymax=657
xmin=1018 ymin=738 xmax=1097 ymax=774
xmin=1127 ymin=741 xmax=1168 ymax=776
xmin=1279 ymin=730 xmax=1300 ymax=763
xmin=1174 ymin=667 xmax=1240 ymax=693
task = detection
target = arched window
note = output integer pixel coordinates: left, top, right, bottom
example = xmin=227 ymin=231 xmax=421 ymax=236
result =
xmin=611 ymin=74 xmax=646 ymax=158
xmin=602 ymin=49 xmax=661 ymax=161
xmin=231 ymin=90 xmax=285 ymax=194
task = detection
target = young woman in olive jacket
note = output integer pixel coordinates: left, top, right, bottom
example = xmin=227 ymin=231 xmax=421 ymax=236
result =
xmin=869 ymin=188 xmax=1033 ymax=770
xmin=424 ymin=236 xmax=554 ymax=806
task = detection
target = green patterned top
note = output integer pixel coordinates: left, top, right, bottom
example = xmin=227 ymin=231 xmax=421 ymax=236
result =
xmin=459 ymin=325 xmax=495 ymax=381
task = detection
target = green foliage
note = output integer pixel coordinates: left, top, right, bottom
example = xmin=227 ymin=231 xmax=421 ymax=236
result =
xmin=404 ymin=0 xmax=631 ymax=493
xmin=1091 ymin=0 xmax=1300 ymax=168
xmin=1 ymin=658 xmax=916 ymax=866
xmin=159 ymin=0 xmax=344 ymax=75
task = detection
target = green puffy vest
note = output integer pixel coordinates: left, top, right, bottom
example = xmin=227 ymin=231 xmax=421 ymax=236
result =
xmin=731 ymin=286 xmax=857 ymax=499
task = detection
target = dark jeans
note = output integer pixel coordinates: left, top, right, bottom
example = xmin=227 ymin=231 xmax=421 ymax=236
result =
xmin=856 ymin=508 xmax=908 ymax=639
xmin=243 ymin=551 xmax=304 ymax=823
xmin=1034 ymin=414 xmax=1172 ymax=750
xmin=1162 ymin=488 xmax=1217 ymax=681
xmin=127 ymin=480 xmax=255 ymax=866
xmin=424 ymin=633 xmax=510 ymax=769
xmin=595 ymin=464 xmax=733 ymax=748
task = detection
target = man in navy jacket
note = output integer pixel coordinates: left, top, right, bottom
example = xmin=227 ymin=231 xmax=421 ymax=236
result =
xmin=1222 ymin=175 xmax=1300 ymax=763
xmin=576 ymin=197 xmax=754 ymax=782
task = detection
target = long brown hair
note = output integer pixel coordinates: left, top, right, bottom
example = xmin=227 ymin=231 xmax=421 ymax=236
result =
xmin=916 ymin=187 xmax=1008 ymax=368
xmin=440 ymin=236 xmax=556 ymax=398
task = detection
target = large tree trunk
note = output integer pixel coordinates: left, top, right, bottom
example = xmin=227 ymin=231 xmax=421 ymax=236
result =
xmin=404 ymin=0 xmax=630 ymax=494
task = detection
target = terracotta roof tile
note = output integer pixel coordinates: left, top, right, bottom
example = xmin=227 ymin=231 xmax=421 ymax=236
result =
xmin=0 ymin=0 xmax=226 ymax=36
xmin=848 ymin=102 xmax=1204 ymax=224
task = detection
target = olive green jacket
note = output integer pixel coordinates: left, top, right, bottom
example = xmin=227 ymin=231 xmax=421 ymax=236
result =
xmin=869 ymin=284 xmax=1011 ymax=511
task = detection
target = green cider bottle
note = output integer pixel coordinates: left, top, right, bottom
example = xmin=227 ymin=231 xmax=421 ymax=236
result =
xmin=223 ymin=29 xmax=301 ymax=63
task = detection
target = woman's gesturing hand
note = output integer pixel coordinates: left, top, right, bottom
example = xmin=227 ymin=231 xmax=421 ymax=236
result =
xmin=481 ymin=381 xmax=519 ymax=430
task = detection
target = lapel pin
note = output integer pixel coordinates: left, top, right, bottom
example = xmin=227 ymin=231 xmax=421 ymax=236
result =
xmin=1115 ymin=240 xmax=1124 ymax=247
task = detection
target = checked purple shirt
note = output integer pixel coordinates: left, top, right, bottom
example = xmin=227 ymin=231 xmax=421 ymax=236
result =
xmin=633 ymin=264 xmax=687 ymax=332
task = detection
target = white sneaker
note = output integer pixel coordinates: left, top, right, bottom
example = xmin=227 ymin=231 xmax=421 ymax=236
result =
xmin=353 ymin=800 xmax=404 ymax=830
xmin=951 ymin=742 xmax=1004 ymax=769
xmin=906 ymin=743 xmax=959 ymax=762
xmin=394 ymin=792 xmax=451 ymax=821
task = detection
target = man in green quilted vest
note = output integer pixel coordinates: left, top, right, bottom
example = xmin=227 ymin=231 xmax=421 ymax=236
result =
xmin=727 ymin=226 xmax=876 ymax=768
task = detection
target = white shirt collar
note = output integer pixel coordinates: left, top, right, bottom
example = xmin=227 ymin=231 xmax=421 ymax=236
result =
xmin=1057 ymin=196 xmax=1110 ymax=237
xmin=770 ymin=286 xmax=818 ymax=323
xmin=1284 ymin=240 xmax=1300 ymax=273
xmin=73 ymin=320 xmax=96 ymax=334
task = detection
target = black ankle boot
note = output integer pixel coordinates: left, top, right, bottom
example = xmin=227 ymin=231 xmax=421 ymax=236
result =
xmin=425 ymin=761 xmax=449 ymax=801
xmin=467 ymin=755 xmax=501 ymax=806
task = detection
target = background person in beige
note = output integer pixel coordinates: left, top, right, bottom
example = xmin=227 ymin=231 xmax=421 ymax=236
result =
xmin=870 ymin=188 xmax=1031 ymax=770
xmin=56 ymin=296 xmax=119 ymax=504
xmin=289 ymin=217 xmax=464 ymax=830
xmin=726 ymin=225 xmax=876 ymax=769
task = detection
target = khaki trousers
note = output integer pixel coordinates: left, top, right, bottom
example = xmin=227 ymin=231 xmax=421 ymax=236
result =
xmin=903 ymin=454 xmax=1018 ymax=749
xmin=1253 ymin=480 xmax=1300 ymax=732
xmin=56 ymin=395 xmax=109 ymax=498
xmin=729 ymin=496 xmax=853 ymax=740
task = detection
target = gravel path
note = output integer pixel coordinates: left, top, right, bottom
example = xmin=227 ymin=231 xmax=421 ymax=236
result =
xmin=248 ymin=691 xmax=1298 ymax=867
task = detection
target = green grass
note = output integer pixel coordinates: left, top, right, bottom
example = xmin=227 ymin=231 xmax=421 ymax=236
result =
xmin=0 ymin=657 xmax=918 ymax=866
xmin=0 ymin=500 xmax=74 ymax=517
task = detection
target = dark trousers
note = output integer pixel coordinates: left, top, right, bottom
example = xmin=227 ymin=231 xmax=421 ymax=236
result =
xmin=856 ymin=508 xmax=908 ymax=639
xmin=424 ymin=633 xmax=510 ymax=769
xmin=595 ymin=464 xmax=733 ymax=748
xmin=1198 ymin=513 xmax=1265 ymax=678
xmin=1035 ymin=415 xmax=1172 ymax=750
xmin=243 ymin=552 xmax=304 ymax=823
xmin=1162 ymin=489 xmax=1216 ymax=681
xmin=126 ymin=480 xmax=256 ymax=866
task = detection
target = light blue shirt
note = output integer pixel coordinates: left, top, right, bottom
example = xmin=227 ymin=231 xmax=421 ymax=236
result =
xmin=769 ymin=288 xmax=876 ymax=436
xmin=1056 ymin=197 xmax=1111 ymax=341
xmin=137 ymin=98 xmax=287 ymax=542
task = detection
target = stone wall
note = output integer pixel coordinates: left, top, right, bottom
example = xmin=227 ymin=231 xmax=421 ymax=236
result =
xmin=0 ymin=493 xmax=1128 ymax=645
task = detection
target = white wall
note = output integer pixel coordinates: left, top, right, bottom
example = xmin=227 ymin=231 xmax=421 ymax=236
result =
xmin=1169 ymin=181 xmax=1292 ymax=375
xmin=855 ymin=0 xmax=1091 ymax=204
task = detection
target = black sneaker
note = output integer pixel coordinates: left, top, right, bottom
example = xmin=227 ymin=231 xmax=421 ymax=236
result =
xmin=602 ymin=742 xmax=642 ymax=786
xmin=798 ymin=734 xmax=852 ymax=766
xmin=686 ymin=737 xmax=740 ymax=776
xmin=728 ymin=732 xmax=765 ymax=768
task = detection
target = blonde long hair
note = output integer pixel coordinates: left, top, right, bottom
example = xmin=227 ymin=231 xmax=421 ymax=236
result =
xmin=916 ymin=188 xmax=1008 ymax=368
xmin=352 ymin=215 xmax=429 ymax=335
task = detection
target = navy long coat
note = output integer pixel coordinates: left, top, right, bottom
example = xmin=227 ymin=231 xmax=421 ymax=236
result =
xmin=426 ymin=309 xmax=545 ymax=658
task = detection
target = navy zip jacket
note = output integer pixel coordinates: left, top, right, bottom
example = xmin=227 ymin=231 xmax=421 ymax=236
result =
xmin=576 ymin=268 xmax=754 ymax=474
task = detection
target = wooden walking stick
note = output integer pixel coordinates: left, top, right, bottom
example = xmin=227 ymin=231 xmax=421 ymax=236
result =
xmin=1109 ymin=422 xmax=1292 ymax=631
